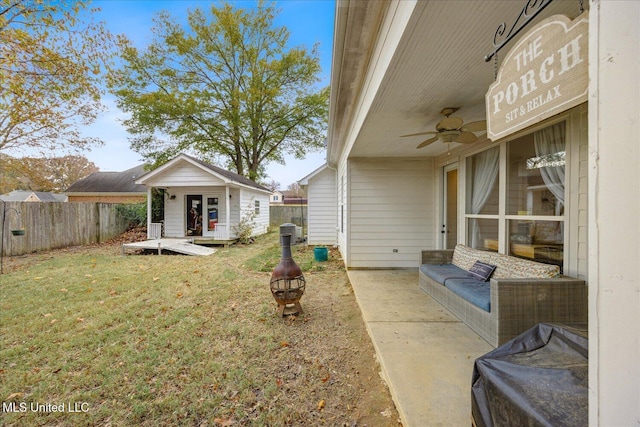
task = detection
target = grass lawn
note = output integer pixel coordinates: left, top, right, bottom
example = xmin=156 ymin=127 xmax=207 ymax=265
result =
xmin=0 ymin=230 xmax=399 ymax=426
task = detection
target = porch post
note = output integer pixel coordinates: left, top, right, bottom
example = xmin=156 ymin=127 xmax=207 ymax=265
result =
xmin=146 ymin=187 xmax=152 ymax=239
xmin=226 ymin=186 xmax=231 ymax=240
xmin=588 ymin=2 xmax=640 ymax=425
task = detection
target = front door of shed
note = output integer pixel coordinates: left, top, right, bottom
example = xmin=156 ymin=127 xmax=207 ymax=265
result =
xmin=186 ymin=195 xmax=203 ymax=236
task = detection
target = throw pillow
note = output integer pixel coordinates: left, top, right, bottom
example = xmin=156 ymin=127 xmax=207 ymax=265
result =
xmin=468 ymin=260 xmax=497 ymax=282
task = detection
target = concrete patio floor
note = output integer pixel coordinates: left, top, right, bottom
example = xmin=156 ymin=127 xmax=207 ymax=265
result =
xmin=347 ymin=270 xmax=493 ymax=427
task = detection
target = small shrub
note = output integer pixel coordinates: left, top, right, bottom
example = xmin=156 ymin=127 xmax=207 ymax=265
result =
xmin=115 ymin=203 xmax=147 ymax=230
xmin=233 ymin=202 xmax=258 ymax=244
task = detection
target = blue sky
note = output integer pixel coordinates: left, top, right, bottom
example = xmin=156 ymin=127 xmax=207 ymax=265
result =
xmin=84 ymin=0 xmax=335 ymax=188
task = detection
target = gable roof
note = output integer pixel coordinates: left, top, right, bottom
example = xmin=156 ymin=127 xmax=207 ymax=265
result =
xmin=299 ymin=163 xmax=329 ymax=185
xmin=135 ymin=154 xmax=270 ymax=193
xmin=0 ymin=190 xmax=67 ymax=202
xmin=65 ymin=165 xmax=147 ymax=194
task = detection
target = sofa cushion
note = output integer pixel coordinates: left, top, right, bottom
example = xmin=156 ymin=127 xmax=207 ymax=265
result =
xmin=452 ymin=244 xmax=484 ymax=271
xmin=420 ymin=264 xmax=469 ymax=285
xmin=491 ymin=255 xmax=560 ymax=279
xmin=468 ymin=261 xmax=497 ymax=282
xmin=452 ymin=244 xmax=560 ymax=279
xmin=445 ymin=278 xmax=491 ymax=312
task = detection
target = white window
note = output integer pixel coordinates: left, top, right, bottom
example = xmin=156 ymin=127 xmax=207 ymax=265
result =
xmin=465 ymin=146 xmax=500 ymax=249
xmin=464 ymin=121 xmax=566 ymax=271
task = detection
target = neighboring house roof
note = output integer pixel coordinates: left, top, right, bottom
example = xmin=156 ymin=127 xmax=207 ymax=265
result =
xmin=283 ymin=198 xmax=307 ymax=205
xmin=135 ymin=153 xmax=271 ymax=193
xmin=280 ymin=189 xmax=306 ymax=199
xmin=0 ymin=190 xmax=67 ymax=202
xmin=65 ymin=165 xmax=147 ymax=194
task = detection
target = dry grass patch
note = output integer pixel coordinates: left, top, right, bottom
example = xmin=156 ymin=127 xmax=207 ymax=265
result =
xmin=0 ymin=230 xmax=400 ymax=426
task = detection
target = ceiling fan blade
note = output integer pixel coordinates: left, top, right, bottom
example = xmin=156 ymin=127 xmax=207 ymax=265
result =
xmin=400 ymin=131 xmax=437 ymax=137
xmin=437 ymin=116 xmax=464 ymax=131
xmin=455 ymin=131 xmax=478 ymax=144
xmin=461 ymin=120 xmax=487 ymax=132
xmin=417 ymin=136 xmax=439 ymax=149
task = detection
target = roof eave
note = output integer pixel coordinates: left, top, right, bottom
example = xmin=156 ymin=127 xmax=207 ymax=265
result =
xmin=326 ymin=1 xmax=350 ymax=167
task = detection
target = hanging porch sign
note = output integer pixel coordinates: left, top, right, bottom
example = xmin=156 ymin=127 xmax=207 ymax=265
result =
xmin=486 ymin=12 xmax=588 ymax=141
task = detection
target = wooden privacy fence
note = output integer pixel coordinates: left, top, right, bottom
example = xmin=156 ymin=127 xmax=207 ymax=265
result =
xmin=0 ymin=202 xmax=129 ymax=257
xmin=269 ymin=205 xmax=307 ymax=227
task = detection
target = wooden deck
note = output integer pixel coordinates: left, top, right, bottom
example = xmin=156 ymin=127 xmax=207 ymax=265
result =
xmin=192 ymin=236 xmax=237 ymax=247
xmin=121 ymin=239 xmax=216 ymax=256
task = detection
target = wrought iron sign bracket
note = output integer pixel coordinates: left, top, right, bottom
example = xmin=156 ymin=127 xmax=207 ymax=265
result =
xmin=484 ymin=0 xmax=555 ymax=62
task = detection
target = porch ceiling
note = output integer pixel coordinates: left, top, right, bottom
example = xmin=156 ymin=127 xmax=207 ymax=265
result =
xmin=335 ymin=0 xmax=584 ymax=160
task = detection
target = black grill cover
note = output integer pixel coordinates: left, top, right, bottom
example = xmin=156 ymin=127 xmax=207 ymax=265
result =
xmin=471 ymin=323 xmax=588 ymax=427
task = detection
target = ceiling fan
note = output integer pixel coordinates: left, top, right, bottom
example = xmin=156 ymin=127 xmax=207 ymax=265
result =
xmin=401 ymin=107 xmax=486 ymax=149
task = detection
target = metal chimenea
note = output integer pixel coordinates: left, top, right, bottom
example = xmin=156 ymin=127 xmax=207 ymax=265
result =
xmin=270 ymin=233 xmax=305 ymax=316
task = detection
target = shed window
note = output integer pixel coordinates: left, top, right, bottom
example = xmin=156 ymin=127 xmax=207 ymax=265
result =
xmin=255 ymin=200 xmax=260 ymax=215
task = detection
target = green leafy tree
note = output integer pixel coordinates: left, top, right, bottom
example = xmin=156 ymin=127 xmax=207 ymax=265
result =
xmin=0 ymin=0 xmax=114 ymax=154
xmin=108 ymin=1 xmax=328 ymax=181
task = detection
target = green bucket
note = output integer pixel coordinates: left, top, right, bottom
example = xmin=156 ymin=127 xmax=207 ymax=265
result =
xmin=314 ymin=247 xmax=328 ymax=262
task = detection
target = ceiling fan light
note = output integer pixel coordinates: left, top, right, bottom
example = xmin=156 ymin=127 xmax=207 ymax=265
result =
xmin=440 ymin=130 xmax=461 ymax=143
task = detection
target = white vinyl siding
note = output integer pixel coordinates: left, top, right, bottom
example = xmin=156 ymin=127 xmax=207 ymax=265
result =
xmin=307 ymin=167 xmax=337 ymax=245
xmin=347 ymin=158 xmax=436 ymax=268
xmin=164 ymin=190 xmax=186 ymax=237
xmin=147 ymin=163 xmax=224 ymax=187
xmin=237 ymin=189 xmax=269 ymax=237
xmin=573 ymin=104 xmax=589 ymax=279
xmin=251 ymin=192 xmax=270 ymax=236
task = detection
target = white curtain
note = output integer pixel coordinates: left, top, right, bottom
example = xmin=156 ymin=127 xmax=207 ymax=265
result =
xmin=470 ymin=146 xmax=499 ymax=247
xmin=534 ymin=122 xmax=565 ymax=215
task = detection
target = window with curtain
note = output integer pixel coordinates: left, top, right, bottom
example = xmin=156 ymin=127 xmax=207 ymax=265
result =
xmin=507 ymin=122 xmax=565 ymax=216
xmin=463 ymin=121 xmax=566 ymax=270
xmin=465 ymin=146 xmax=499 ymax=250
xmin=506 ymin=121 xmax=565 ymax=269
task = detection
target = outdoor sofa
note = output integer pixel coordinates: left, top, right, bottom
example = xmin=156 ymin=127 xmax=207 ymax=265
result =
xmin=419 ymin=244 xmax=587 ymax=347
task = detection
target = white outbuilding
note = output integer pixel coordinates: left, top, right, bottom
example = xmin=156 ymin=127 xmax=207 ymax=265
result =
xmin=135 ymin=153 xmax=270 ymax=243
xmin=299 ymin=164 xmax=337 ymax=245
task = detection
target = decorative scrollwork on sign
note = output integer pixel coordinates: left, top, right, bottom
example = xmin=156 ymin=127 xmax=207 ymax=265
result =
xmin=484 ymin=0 xmax=555 ymax=62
